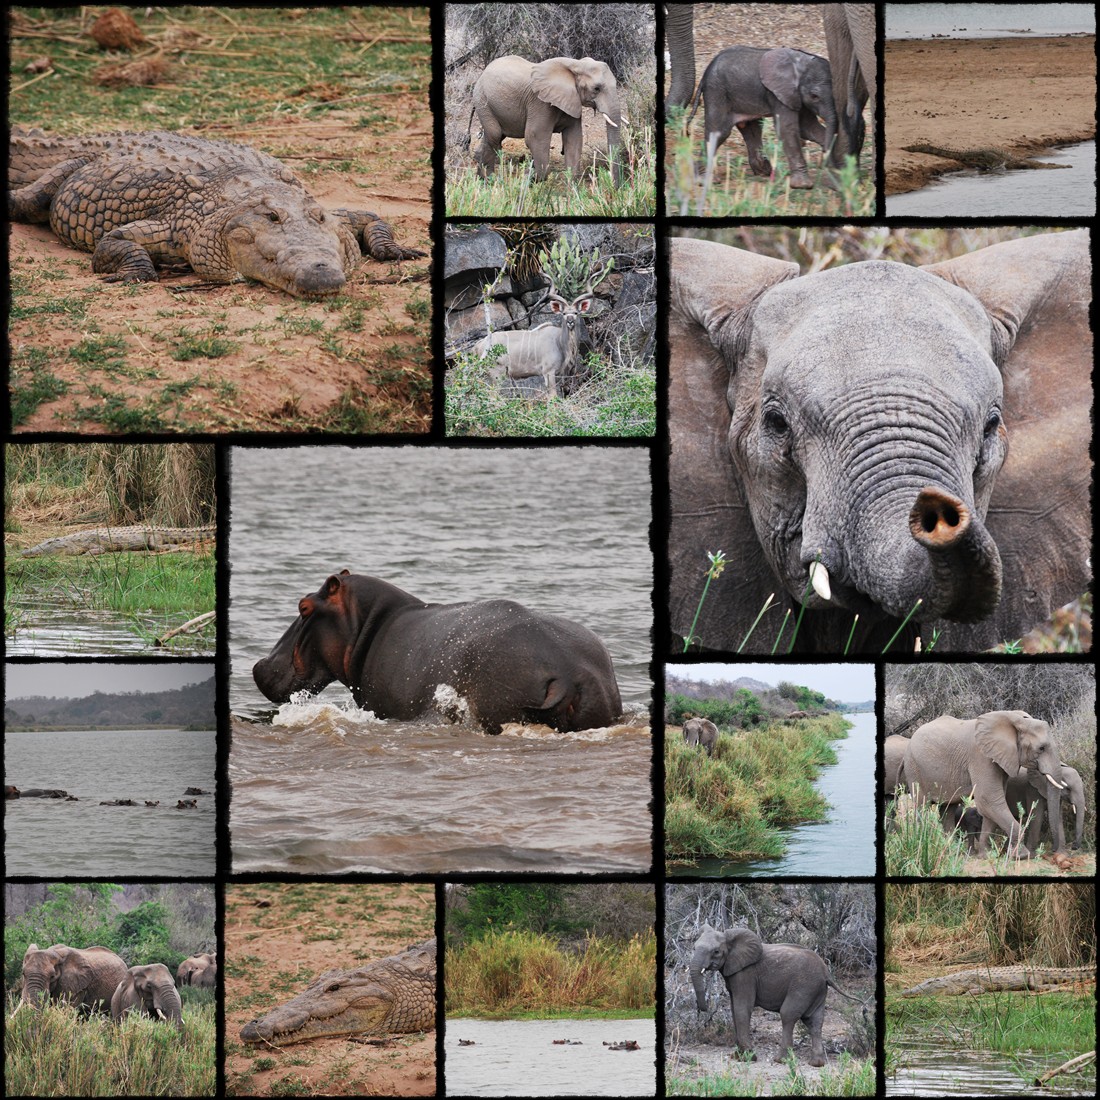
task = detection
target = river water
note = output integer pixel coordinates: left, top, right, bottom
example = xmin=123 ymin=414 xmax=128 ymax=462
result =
xmin=886 ymin=4 xmax=1095 ymax=38
xmin=228 ymin=446 xmax=653 ymax=874
xmin=446 ymin=1018 xmax=656 ymax=1096
xmin=4 ymin=728 xmax=216 ymax=876
xmin=672 ymin=712 xmax=876 ymax=877
xmin=889 ymin=1038 xmax=1094 ymax=1096
xmin=887 ymin=142 xmax=1095 ymax=217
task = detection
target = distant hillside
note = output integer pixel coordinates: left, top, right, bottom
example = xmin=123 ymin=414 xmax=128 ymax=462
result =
xmin=666 ymin=672 xmax=859 ymax=727
xmin=5 ymin=678 xmax=215 ymax=731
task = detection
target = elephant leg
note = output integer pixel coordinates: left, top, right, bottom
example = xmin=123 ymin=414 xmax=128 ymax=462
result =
xmin=777 ymin=1008 xmax=798 ymax=1063
xmin=474 ymin=108 xmax=503 ymax=178
xmin=977 ymin=807 xmax=1030 ymax=858
xmin=736 ymin=119 xmax=772 ymax=177
xmin=1022 ymin=795 xmax=1045 ymax=851
xmin=799 ymin=109 xmax=828 ymax=150
xmin=524 ymin=121 xmax=552 ymax=181
xmin=804 ymin=1007 xmax=827 ymax=1067
xmin=731 ymin=999 xmax=756 ymax=1059
xmin=775 ymin=109 xmax=812 ymax=188
xmin=560 ymin=122 xmax=583 ymax=176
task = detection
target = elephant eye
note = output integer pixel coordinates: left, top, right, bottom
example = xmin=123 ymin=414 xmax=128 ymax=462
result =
xmin=763 ymin=407 xmax=789 ymax=434
xmin=983 ymin=410 xmax=1001 ymax=437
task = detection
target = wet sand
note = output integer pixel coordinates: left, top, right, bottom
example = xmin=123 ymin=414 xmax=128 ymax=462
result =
xmin=886 ymin=36 xmax=1096 ymax=194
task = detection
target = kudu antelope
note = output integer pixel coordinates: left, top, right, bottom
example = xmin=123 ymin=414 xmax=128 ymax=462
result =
xmin=474 ymin=273 xmax=600 ymax=397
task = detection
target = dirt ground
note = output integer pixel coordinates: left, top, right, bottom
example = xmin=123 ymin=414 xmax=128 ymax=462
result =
xmin=958 ymin=852 xmax=1096 ymax=878
xmin=225 ymin=882 xmax=436 ymax=1097
xmin=9 ymin=117 xmax=431 ymax=433
xmin=886 ymin=35 xmax=1096 ymax=194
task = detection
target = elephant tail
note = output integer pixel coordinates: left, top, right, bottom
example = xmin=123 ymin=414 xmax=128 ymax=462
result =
xmin=827 ymin=976 xmax=867 ymax=1006
xmin=685 ymin=79 xmax=704 ymax=132
xmin=463 ymin=102 xmax=476 ymax=151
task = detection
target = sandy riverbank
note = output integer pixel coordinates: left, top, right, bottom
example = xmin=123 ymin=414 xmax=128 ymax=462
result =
xmin=886 ymin=36 xmax=1096 ymax=194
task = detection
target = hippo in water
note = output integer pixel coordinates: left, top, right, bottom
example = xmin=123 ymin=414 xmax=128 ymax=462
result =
xmin=253 ymin=571 xmax=623 ymax=735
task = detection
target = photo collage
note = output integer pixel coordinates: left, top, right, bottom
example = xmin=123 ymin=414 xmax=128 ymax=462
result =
xmin=3 ymin=3 xmax=1095 ymax=1098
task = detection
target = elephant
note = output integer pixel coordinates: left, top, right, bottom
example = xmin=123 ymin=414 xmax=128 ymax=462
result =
xmin=668 ymin=229 xmax=1091 ymax=654
xmin=823 ymin=4 xmax=875 ymax=167
xmin=686 ymin=46 xmax=838 ymax=191
xmin=883 ymin=735 xmax=910 ymax=795
xmin=17 ymin=943 xmax=129 ymax=1016
xmin=176 ymin=952 xmax=217 ymax=989
xmin=664 ymin=3 xmax=695 ymax=117
xmin=682 ymin=716 xmax=719 ymax=755
xmin=688 ymin=923 xmax=863 ymax=1067
xmin=253 ymin=571 xmax=622 ymax=735
xmin=111 ymin=963 xmax=184 ymax=1028
xmin=903 ymin=711 xmax=1066 ymax=858
xmin=471 ymin=55 xmax=625 ymax=184
xmin=787 ymin=710 xmax=810 ymax=720
xmin=1004 ymin=764 xmax=1086 ymax=851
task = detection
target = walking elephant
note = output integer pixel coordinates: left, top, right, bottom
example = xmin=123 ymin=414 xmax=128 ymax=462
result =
xmin=687 ymin=46 xmax=838 ymax=191
xmin=176 ymin=952 xmax=217 ymax=989
xmin=111 ymin=963 xmax=184 ymax=1028
xmin=903 ymin=711 xmax=1067 ymax=857
xmin=1005 ymin=764 xmax=1086 ymax=851
xmin=668 ymin=229 xmax=1091 ymax=654
xmin=682 ymin=716 xmax=719 ymax=755
xmin=17 ymin=943 xmax=129 ymax=1016
xmin=823 ymin=4 xmax=875 ymax=166
xmin=883 ymin=735 xmax=910 ymax=795
xmin=689 ymin=923 xmax=863 ymax=1067
xmin=471 ymin=56 xmax=625 ymax=184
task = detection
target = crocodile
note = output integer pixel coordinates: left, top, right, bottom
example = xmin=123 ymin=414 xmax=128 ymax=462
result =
xmin=901 ymin=144 xmax=1070 ymax=171
xmin=240 ymin=938 xmax=436 ymax=1046
xmin=899 ymin=965 xmax=1094 ymax=997
xmin=21 ymin=524 xmax=215 ymax=557
xmin=9 ymin=128 xmax=425 ymax=298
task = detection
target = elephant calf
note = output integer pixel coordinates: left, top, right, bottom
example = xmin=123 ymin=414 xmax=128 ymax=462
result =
xmin=687 ymin=45 xmax=838 ymax=190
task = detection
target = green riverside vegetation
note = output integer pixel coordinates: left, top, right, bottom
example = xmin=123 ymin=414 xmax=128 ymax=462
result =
xmin=446 ymin=930 xmax=655 ymax=1019
xmin=667 ymin=1050 xmax=876 ymax=1097
xmin=666 ymin=713 xmax=850 ymax=868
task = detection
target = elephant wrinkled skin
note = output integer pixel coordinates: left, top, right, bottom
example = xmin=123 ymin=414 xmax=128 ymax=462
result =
xmin=472 ymin=56 xmax=625 ymax=184
xmin=687 ymin=46 xmax=839 ymax=190
xmin=689 ymin=923 xmax=863 ymax=1067
xmin=668 ymin=230 xmax=1091 ymax=653
xmin=18 ymin=943 xmax=128 ymax=1016
xmin=904 ymin=711 xmax=1066 ymax=857
xmin=883 ymin=735 xmax=910 ymax=794
xmin=683 ymin=717 xmax=719 ymax=755
xmin=823 ymin=4 xmax=875 ymax=166
xmin=112 ymin=963 xmax=184 ymax=1028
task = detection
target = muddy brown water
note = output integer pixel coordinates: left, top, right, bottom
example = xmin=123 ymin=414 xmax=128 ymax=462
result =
xmin=229 ymin=446 xmax=653 ymax=873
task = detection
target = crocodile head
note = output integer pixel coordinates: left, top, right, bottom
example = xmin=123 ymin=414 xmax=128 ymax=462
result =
xmin=239 ymin=941 xmax=436 ymax=1046
xmin=211 ymin=180 xmax=360 ymax=298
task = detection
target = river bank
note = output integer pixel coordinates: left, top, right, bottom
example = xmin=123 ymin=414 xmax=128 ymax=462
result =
xmin=885 ymin=35 xmax=1096 ymax=194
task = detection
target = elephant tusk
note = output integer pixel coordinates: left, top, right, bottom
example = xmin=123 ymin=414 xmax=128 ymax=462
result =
xmin=1046 ymin=773 xmax=1066 ymax=790
xmin=601 ymin=113 xmax=619 ymax=128
xmin=809 ymin=561 xmax=832 ymax=602
xmin=157 ymin=1008 xmax=166 ymax=1020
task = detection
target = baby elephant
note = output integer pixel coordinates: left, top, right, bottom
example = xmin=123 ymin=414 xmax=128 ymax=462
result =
xmin=682 ymin=717 xmax=719 ymax=756
xmin=687 ymin=45 xmax=838 ymax=190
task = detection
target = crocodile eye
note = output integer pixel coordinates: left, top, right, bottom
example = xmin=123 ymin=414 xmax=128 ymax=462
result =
xmin=324 ymin=981 xmax=341 ymax=992
xmin=266 ymin=211 xmax=281 ymax=223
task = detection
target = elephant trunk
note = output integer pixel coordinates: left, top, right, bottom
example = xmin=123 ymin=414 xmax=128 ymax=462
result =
xmin=689 ymin=966 xmax=709 ymax=1012
xmin=906 ymin=488 xmax=1002 ymax=622
xmin=21 ymin=980 xmax=48 ymax=1008
xmin=156 ymin=985 xmax=184 ymax=1028
xmin=819 ymin=102 xmax=838 ymax=173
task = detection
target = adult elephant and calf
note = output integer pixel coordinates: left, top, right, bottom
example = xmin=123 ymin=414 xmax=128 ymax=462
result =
xmin=885 ymin=712 xmax=1084 ymax=857
xmin=15 ymin=943 xmax=215 ymax=1028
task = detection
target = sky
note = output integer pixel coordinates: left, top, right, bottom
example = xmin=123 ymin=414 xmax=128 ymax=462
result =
xmin=670 ymin=663 xmax=874 ymax=704
xmin=5 ymin=664 xmax=213 ymax=701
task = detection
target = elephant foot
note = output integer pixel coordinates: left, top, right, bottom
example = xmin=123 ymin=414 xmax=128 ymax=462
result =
xmin=789 ymin=171 xmax=814 ymax=189
xmin=809 ymin=1055 xmax=826 ymax=1068
xmin=748 ymin=159 xmax=773 ymax=178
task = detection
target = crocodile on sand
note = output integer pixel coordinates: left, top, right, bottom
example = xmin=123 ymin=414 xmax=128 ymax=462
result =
xmin=240 ymin=939 xmax=436 ymax=1046
xmin=9 ymin=129 xmax=425 ymax=298
xmin=21 ymin=524 xmax=215 ymax=557
xmin=899 ymin=965 xmax=1094 ymax=997
xmin=902 ymin=143 xmax=1070 ymax=171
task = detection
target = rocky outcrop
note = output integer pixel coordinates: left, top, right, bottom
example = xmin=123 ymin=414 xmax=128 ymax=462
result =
xmin=9 ymin=129 xmax=424 ymax=298
xmin=22 ymin=524 xmax=214 ymax=557
xmin=240 ymin=939 xmax=436 ymax=1046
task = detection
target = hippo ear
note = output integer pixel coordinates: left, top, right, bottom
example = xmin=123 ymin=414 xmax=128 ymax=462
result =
xmin=338 ymin=569 xmax=351 ymax=576
xmin=323 ymin=574 xmax=344 ymax=596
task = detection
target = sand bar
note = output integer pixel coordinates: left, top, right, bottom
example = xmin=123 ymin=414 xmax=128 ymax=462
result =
xmin=886 ymin=36 xmax=1095 ymax=194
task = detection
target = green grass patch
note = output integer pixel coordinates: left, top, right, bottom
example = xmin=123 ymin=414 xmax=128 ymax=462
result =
xmin=446 ymin=930 xmax=655 ymax=1018
xmin=4 ymin=997 xmax=214 ymax=1097
xmin=667 ymin=1051 xmax=876 ymax=1096
xmin=666 ymin=715 xmax=849 ymax=868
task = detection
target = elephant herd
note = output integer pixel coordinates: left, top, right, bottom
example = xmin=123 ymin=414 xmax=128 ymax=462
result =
xmin=14 ymin=943 xmax=217 ymax=1029
xmin=884 ymin=711 xmax=1086 ymax=858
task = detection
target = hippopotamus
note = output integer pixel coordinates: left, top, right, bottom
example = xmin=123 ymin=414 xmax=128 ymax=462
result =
xmin=8 ymin=788 xmax=71 ymax=799
xmin=253 ymin=571 xmax=623 ymax=735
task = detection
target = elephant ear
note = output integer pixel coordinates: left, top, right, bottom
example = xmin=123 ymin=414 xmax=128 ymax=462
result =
xmin=531 ymin=58 xmax=583 ymax=118
xmin=920 ymin=230 xmax=1092 ymax=649
xmin=721 ymin=928 xmax=764 ymax=976
xmin=759 ymin=48 xmax=805 ymax=111
xmin=974 ymin=711 xmax=1030 ymax=774
xmin=668 ymin=236 xmax=799 ymax=650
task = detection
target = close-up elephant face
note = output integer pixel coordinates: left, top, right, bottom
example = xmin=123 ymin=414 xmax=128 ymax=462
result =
xmin=975 ymin=711 xmax=1061 ymax=779
xmin=669 ymin=230 xmax=1091 ymax=652
xmin=117 ymin=963 xmax=184 ymax=1027
xmin=689 ymin=923 xmax=762 ymax=982
xmin=760 ymin=48 xmax=834 ymax=124
xmin=533 ymin=57 xmax=623 ymax=126
xmin=20 ymin=947 xmax=63 ymax=1003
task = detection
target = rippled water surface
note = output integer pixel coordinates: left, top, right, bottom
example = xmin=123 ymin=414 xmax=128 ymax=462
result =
xmin=887 ymin=142 xmax=1095 ymax=217
xmin=229 ymin=447 xmax=653 ymax=873
xmin=5 ymin=728 xmax=216 ymax=876
xmin=446 ymin=1018 xmax=656 ymax=1096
